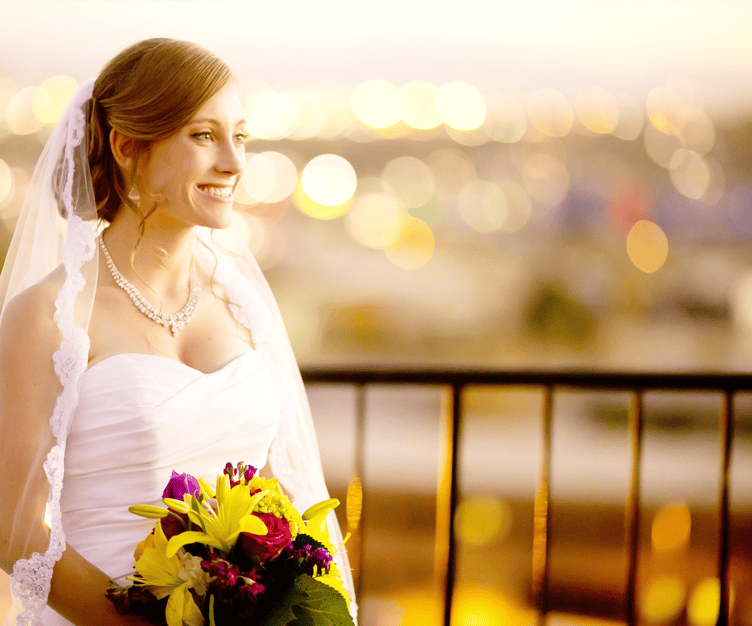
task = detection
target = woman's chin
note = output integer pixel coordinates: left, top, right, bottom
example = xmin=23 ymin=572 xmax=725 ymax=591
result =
xmin=195 ymin=208 xmax=235 ymax=230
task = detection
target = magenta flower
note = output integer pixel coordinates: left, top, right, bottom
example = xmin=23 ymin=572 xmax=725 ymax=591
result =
xmin=239 ymin=512 xmax=292 ymax=562
xmin=162 ymin=470 xmax=201 ymax=500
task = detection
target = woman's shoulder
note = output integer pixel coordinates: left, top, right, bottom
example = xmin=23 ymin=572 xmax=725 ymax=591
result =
xmin=0 ymin=265 xmax=65 ymax=357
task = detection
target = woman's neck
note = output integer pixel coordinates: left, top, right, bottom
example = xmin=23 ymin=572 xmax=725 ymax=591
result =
xmin=102 ymin=207 xmax=198 ymax=300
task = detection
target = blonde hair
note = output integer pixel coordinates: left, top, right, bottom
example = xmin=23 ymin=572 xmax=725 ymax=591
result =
xmin=87 ymin=38 xmax=233 ymax=222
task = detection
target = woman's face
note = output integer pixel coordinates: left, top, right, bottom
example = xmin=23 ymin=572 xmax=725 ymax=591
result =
xmin=137 ymin=83 xmax=247 ymax=230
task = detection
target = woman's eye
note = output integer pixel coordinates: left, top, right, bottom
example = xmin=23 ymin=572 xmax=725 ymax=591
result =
xmin=192 ymin=132 xmax=212 ymax=141
xmin=235 ymin=132 xmax=250 ymax=143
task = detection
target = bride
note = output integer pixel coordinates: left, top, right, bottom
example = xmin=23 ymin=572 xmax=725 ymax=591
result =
xmin=0 ymin=38 xmax=356 ymax=625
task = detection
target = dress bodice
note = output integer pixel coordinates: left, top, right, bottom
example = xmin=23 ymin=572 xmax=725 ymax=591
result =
xmin=59 ymin=350 xmax=282 ymax=585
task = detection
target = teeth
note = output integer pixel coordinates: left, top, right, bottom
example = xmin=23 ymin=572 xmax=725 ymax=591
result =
xmin=199 ymin=185 xmax=233 ymax=198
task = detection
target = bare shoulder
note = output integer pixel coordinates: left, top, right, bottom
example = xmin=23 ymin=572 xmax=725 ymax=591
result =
xmin=0 ymin=266 xmax=65 ymax=370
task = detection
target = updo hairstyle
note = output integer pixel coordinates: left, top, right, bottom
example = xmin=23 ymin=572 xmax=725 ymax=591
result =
xmin=87 ymin=38 xmax=233 ymax=222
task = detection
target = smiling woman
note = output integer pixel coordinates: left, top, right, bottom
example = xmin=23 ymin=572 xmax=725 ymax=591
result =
xmin=113 ymin=83 xmax=247 ymax=232
xmin=0 ymin=38 xmax=356 ymax=625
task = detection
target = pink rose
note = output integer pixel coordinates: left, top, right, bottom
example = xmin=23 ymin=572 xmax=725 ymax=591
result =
xmin=239 ymin=513 xmax=292 ymax=562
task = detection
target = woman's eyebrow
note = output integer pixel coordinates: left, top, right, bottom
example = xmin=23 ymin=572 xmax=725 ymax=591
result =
xmin=190 ymin=117 xmax=247 ymax=126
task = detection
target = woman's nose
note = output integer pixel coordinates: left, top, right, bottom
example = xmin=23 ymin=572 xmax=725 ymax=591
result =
xmin=217 ymin=139 xmax=245 ymax=175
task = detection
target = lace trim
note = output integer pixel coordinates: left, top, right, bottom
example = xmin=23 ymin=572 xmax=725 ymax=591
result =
xmin=11 ymin=208 xmax=95 ymax=624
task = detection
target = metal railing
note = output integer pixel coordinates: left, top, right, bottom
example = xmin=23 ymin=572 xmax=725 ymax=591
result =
xmin=301 ymin=367 xmax=752 ymax=626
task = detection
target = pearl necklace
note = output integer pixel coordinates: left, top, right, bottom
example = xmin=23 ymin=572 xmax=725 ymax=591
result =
xmin=99 ymin=235 xmax=201 ymax=337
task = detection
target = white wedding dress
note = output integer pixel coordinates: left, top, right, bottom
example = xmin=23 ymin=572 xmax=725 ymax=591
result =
xmin=41 ymin=349 xmax=283 ymax=626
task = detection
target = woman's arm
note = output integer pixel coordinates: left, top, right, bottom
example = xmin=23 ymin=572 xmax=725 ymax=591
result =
xmin=0 ymin=282 xmax=61 ymax=575
xmin=48 ymin=545 xmax=154 ymax=626
xmin=0 ymin=284 xmax=154 ymax=625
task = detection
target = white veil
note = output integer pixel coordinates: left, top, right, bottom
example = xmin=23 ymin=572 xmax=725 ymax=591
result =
xmin=0 ymin=76 xmax=356 ymax=624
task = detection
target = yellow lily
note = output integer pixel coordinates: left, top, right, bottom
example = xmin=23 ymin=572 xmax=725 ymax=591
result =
xmin=129 ymin=504 xmax=170 ymax=519
xmin=302 ymin=498 xmax=339 ymax=522
xmin=129 ymin=522 xmax=206 ymax=626
xmin=302 ymin=504 xmax=340 ymax=552
xmin=166 ymin=583 xmax=204 ymax=626
xmin=165 ymin=476 xmax=268 ymax=558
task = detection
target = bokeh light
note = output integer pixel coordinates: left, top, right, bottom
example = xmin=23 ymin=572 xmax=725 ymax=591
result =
xmin=400 ymin=81 xmax=441 ymax=130
xmin=651 ymin=502 xmax=691 ymax=552
xmin=497 ymin=180 xmax=532 ymax=232
xmin=351 ymin=80 xmax=405 ymax=129
xmin=612 ymin=93 xmax=644 ymax=140
xmin=451 ymin=587 xmax=534 ymax=626
xmin=647 ymin=87 xmax=685 ymax=135
xmin=527 ymin=88 xmax=573 ymax=137
xmin=346 ymin=475 xmax=363 ymax=531
xmin=458 ymin=180 xmax=508 ymax=233
xmin=233 ymin=212 xmax=287 ymax=269
xmin=669 ymin=149 xmax=710 ymax=200
xmin=483 ymin=95 xmax=526 ymax=143
xmin=0 ymin=159 xmax=13 ymax=206
xmin=679 ymin=106 xmax=715 ymax=155
xmin=245 ymin=90 xmax=300 ymax=139
xmin=301 ymin=154 xmax=357 ymax=206
xmin=410 ymin=197 xmax=448 ymax=229
xmin=701 ymin=159 xmax=725 ymax=205
xmin=346 ymin=193 xmax=404 ymax=249
xmin=381 ymin=156 xmax=435 ymax=208
xmin=640 ymin=575 xmax=686 ymax=623
xmin=425 ymin=148 xmax=477 ymax=198
xmin=0 ymin=166 xmax=27 ymax=221
xmin=446 ymin=126 xmax=488 ymax=147
xmin=644 ymin=123 xmax=684 ymax=168
xmin=293 ymin=181 xmax=351 ymax=220
xmin=434 ymin=82 xmax=486 ymax=132
xmin=384 ymin=216 xmax=435 ymax=270
xmin=285 ymin=90 xmax=326 ymax=140
xmin=687 ymin=578 xmax=734 ymax=626
xmin=240 ymin=152 xmax=274 ymax=204
xmin=6 ymin=87 xmax=43 ymax=135
xmin=575 ymin=86 xmax=619 ymax=134
xmin=314 ymin=86 xmax=356 ymax=139
xmin=0 ymin=77 xmax=17 ymax=124
xmin=454 ymin=496 xmax=512 ymax=546
xmin=32 ymin=75 xmax=77 ymax=124
xmin=626 ymin=220 xmax=668 ymax=273
xmin=242 ymin=151 xmax=298 ymax=204
xmin=522 ymin=153 xmax=570 ymax=206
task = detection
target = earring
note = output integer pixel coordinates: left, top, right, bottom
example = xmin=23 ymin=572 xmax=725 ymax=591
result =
xmin=128 ymin=186 xmax=140 ymax=202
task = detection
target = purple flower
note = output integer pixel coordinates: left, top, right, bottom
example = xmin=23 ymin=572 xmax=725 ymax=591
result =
xmin=311 ymin=547 xmax=333 ymax=571
xmin=293 ymin=543 xmax=333 ymax=573
xmin=162 ymin=471 xmax=201 ymax=500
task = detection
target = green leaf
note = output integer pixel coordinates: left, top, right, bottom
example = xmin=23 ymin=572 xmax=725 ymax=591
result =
xmin=293 ymin=576 xmax=353 ymax=626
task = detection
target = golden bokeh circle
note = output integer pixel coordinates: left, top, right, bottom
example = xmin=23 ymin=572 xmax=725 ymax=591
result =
xmin=626 ymin=220 xmax=668 ymax=274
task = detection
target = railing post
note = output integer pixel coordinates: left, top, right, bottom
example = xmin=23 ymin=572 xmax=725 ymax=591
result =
xmin=436 ymin=384 xmax=462 ymax=626
xmin=348 ymin=383 xmax=367 ymax=600
xmin=717 ymin=389 xmax=734 ymax=626
xmin=625 ymin=389 xmax=644 ymax=626
xmin=532 ymin=385 xmax=553 ymax=626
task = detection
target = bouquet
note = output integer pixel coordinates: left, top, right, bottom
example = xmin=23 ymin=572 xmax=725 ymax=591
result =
xmin=106 ymin=462 xmax=354 ymax=626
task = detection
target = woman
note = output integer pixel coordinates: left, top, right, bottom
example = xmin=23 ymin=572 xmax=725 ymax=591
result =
xmin=0 ymin=38 xmax=355 ymax=625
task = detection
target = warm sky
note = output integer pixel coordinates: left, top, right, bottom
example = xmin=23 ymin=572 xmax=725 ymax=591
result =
xmin=2 ymin=0 xmax=752 ymax=114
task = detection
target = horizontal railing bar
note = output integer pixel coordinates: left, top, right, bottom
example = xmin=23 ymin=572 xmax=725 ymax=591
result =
xmin=301 ymin=367 xmax=752 ymax=391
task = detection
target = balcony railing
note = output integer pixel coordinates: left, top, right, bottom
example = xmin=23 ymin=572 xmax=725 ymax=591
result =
xmin=301 ymin=367 xmax=752 ymax=626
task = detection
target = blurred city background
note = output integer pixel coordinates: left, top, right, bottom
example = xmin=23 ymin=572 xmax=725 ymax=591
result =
xmin=1 ymin=1 xmax=752 ymax=624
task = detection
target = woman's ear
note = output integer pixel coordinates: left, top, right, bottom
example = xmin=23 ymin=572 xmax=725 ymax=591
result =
xmin=109 ymin=129 xmax=136 ymax=169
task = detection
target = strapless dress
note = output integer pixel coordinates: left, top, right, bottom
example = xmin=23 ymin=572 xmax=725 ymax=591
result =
xmin=41 ymin=349 xmax=282 ymax=625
